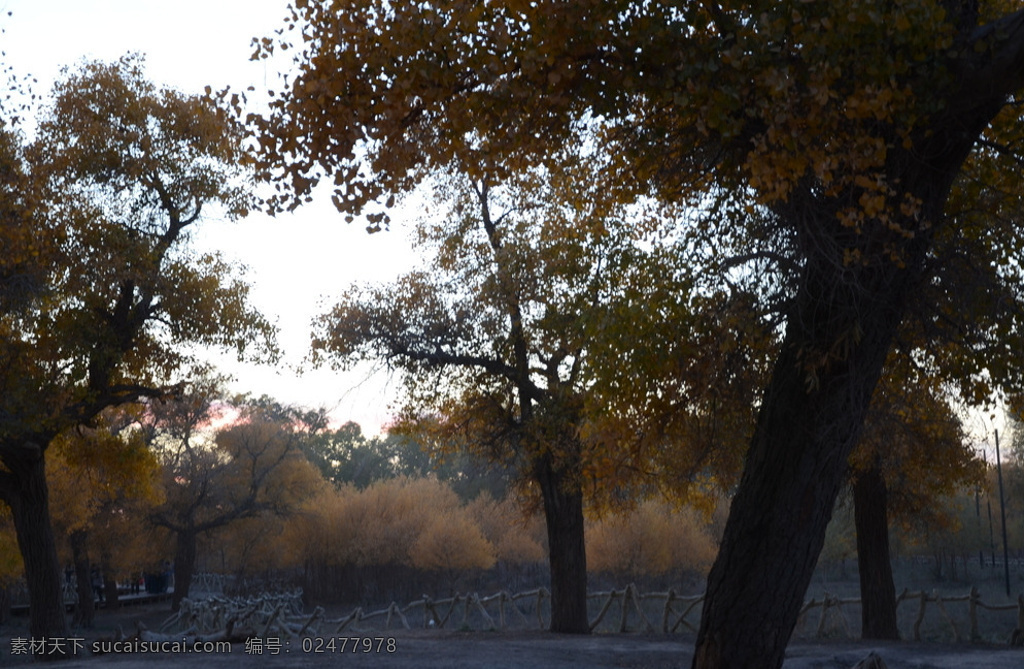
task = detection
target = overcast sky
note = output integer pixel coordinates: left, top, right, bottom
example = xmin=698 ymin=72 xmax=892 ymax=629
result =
xmin=1 ymin=0 xmax=418 ymax=433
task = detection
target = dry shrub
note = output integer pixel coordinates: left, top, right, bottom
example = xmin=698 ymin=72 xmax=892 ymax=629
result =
xmin=466 ymin=492 xmax=546 ymax=565
xmin=411 ymin=509 xmax=495 ymax=572
xmin=587 ymin=499 xmax=716 ymax=580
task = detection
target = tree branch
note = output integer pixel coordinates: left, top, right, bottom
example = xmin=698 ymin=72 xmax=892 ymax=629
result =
xmin=958 ymin=9 xmax=1024 ymax=110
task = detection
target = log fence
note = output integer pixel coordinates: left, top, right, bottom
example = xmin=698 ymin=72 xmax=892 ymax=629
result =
xmin=795 ymin=585 xmax=1024 ymax=644
xmin=143 ymin=583 xmax=1024 ymax=646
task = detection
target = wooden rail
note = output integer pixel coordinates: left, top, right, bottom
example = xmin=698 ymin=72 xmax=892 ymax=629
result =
xmin=153 ymin=583 xmax=1024 ymax=645
xmin=796 ymin=586 xmax=1024 ymax=644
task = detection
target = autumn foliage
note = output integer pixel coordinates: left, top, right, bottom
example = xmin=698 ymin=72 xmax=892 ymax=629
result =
xmin=245 ymin=2 xmax=1024 ymax=665
xmin=586 ymin=500 xmax=717 ymax=582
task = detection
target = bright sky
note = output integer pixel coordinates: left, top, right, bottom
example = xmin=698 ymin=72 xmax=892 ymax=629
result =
xmin=0 ymin=0 xmax=417 ymax=433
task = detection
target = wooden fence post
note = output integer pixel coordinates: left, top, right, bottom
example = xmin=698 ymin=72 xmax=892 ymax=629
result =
xmin=932 ymin=590 xmax=958 ymax=642
xmin=1013 ymin=594 xmax=1024 ymax=646
xmin=619 ymin=586 xmax=630 ymax=633
xmin=671 ymin=595 xmax=702 ymax=634
xmin=662 ymin=589 xmax=676 ymax=634
xmin=913 ymin=591 xmax=928 ymax=642
xmin=589 ymin=590 xmax=618 ymax=632
xmin=630 ymin=586 xmax=655 ymax=633
xmin=816 ymin=594 xmax=832 ymax=638
xmin=969 ymin=587 xmax=980 ymax=642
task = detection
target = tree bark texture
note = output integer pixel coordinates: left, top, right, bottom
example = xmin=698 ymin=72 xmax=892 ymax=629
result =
xmin=69 ymin=530 xmax=95 ymax=628
xmin=171 ymin=531 xmax=197 ymax=612
xmin=534 ymin=452 xmax=589 ymax=634
xmin=853 ymin=464 xmax=899 ymax=640
xmin=4 ymin=454 xmax=70 ymax=639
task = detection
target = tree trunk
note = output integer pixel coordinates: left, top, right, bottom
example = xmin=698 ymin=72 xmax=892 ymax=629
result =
xmin=690 ymin=56 xmax=1000 ymax=663
xmin=4 ymin=453 xmax=70 ymax=639
xmin=853 ymin=464 xmax=899 ymax=640
xmin=101 ymin=559 xmax=120 ymax=610
xmin=534 ymin=451 xmax=589 ymax=634
xmin=171 ymin=530 xmax=196 ymax=611
xmin=0 ymin=584 xmax=10 ymax=625
xmin=692 ymin=259 xmax=911 ymax=668
xmin=69 ymin=530 xmax=95 ymax=628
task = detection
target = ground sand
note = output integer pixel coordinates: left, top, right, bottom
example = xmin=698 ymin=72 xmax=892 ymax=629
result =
xmin=2 ymin=602 xmax=1022 ymax=668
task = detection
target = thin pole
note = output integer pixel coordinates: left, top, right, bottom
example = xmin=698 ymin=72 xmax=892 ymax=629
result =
xmin=985 ymin=451 xmax=996 ymax=567
xmin=995 ymin=430 xmax=1011 ymax=598
xmin=975 ymin=478 xmax=983 ymax=568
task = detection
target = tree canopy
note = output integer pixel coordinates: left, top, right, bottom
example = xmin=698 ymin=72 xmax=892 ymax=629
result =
xmin=250 ymin=2 xmax=1024 ymax=666
xmin=308 ymin=140 xmax=770 ymax=629
xmin=0 ymin=53 xmax=275 ymax=639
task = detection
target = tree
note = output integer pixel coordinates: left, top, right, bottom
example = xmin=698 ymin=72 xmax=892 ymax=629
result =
xmin=249 ymin=3 xmax=1024 ymax=665
xmin=47 ymin=408 xmax=163 ymax=626
xmin=0 ymin=511 xmax=19 ymax=625
xmin=147 ymin=393 xmax=320 ymax=610
xmin=0 ymin=54 xmax=274 ymax=638
xmin=848 ymin=352 xmax=981 ymax=639
xmin=308 ymin=150 xmax=751 ymax=632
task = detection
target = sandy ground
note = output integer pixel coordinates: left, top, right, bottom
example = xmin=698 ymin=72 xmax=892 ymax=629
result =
xmin=1 ymin=602 xmax=1022 ymax=668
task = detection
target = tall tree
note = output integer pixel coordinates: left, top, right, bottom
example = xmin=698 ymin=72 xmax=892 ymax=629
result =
xmin=310 ymin=152 xmax=757 ymax=631
xmin=249 ymin=2 xmax=1024 ymax=665
xmin=849 ymin=351 xmax=981 ymax=639
xmin=146 ymin=392 xmax=321 ymax=610
xmin=0 ymin=55 xmax=274 ymax=639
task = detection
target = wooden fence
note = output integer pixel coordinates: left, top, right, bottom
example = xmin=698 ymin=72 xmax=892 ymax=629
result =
xmin=325 ymin=584 xmax=1024 ymax=643
xmin=150 ymin=583 xmax=1024 ymax=645
xmin=797 ymin=586 xmax=1024 ymax=644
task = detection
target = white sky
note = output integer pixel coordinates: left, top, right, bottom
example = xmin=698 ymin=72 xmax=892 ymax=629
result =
xmin=0 ymin=0 xmax=417 ymax=433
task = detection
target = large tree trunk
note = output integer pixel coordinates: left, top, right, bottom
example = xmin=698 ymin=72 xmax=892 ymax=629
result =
xmin=3 ymin=453 xmax=70 ymax=639
xmin=690 ymin=44 xmax=1003 ymax=662
xmin=69 ymin=530 xmax=95 ymax=628
xmin=171 ymin=530 xmax=196 ymax=611
xmin=692 ymin=242 xmax=916 ymax=668
xmin=534 ymin=451 xmax=589 ymax=634
xmin=853 ymin=464 xmax=899 ymax=639
xmin=692 ymin=348 xmax=895 ymax=666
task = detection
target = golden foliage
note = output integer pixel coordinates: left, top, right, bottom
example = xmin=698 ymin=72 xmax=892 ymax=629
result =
xmin=46 ymin=408 xmax=165 ymax=577
xmin=212 ymin=515 xmax=303 ymax=576
xmin=586 ymin=500 xmax=717 ymax=579
xmin=465 ymin=492 xmax=545 ymax=565
xmin=411 ymin=510 xmax=496 ymax=573
xmin=297 ymin=476 xmax=458 ymax=568
xmin=293 ymin=477 xmax=541 ymax=573
xmin=153 ymin=417 xmax=323 ymax=535
xmin=851 ymin=349 xmax=985 ymax=529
